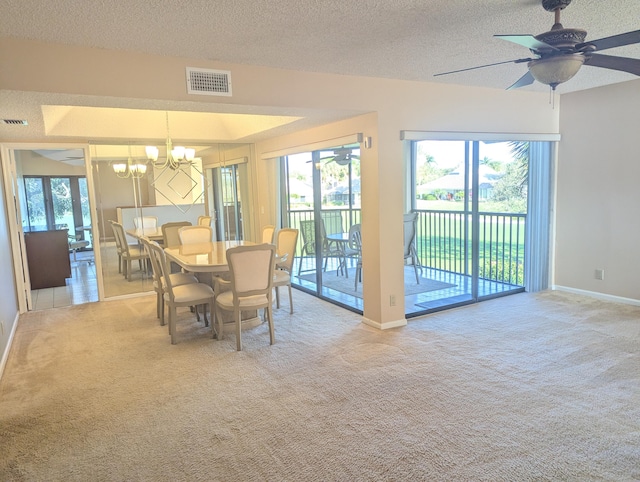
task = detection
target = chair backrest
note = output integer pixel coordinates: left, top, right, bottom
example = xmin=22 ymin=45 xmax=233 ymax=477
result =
xmin=262 ymin=225 xmax=275 ymax=244
xmin=299 ymin=219 xmax=316 ymax=255
xmin=275 ymin=228 xmax=299 ymax=273
xmin=178 ymin=225 xmax=213 ymax=244
xmin=111 ymin=222 xmax=130 ymax=254
xmin=139 ymin=237 xmax=161 ymax=285
xmin=145 ymin=239 xmax=175 ymax=299
xmin=108 ymin=220 xmax=120 ymax=248
xmin=348 ymin=223 xmax=362 ymax=251
xmin=197 ymin=215 xmax=212 ymax=226
xmin=403 ymin=212 xmax=418 ymax=258
xmin=133 ymin=216 xmax=158 ymax=229
xmin=162 ymin=221 xmax=192 ymax=246
xmin=321 ymin=211 xmax=343 ymax=236
xmin=226 ymin=244 xmax=276 ymax=300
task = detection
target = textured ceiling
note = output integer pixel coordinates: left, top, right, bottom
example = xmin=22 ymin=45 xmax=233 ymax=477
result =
xmin=1 ymin=0 xmax=639 ymax=142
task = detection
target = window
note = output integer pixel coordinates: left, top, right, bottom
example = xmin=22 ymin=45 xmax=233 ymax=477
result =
xmin=23 ymin=175 xmax=92 ymax=247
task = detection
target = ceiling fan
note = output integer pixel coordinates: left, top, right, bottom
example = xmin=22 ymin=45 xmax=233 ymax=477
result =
xmin=315 ymin=148 xmax=360 ymax=166
xmin=435 ymin=0 xmax=640 ymax=90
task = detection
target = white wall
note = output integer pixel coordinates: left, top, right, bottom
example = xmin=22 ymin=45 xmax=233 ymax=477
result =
xmin=0 ymin=155 xmax=20 ymax=378
xmin=555 ymin=79 xmax=640 ymax=301
xmin=1 ymin=37 xmax=561 ymax=327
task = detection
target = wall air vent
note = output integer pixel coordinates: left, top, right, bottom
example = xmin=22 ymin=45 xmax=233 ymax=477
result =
xmin=3 ymin=119 xmax=28 ymax=125
xmin=186 ymin=68 xmax=232 ymax=96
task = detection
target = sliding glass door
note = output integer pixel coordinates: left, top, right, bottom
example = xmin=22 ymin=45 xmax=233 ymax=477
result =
xmin=283 ymin=146 xmax=362 ymax=311
xmin=409 ymin=139 xmax=551 ymax=317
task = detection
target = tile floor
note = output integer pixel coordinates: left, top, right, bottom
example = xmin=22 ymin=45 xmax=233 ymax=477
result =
xmin=293 ymin=257 xmax=524 ymax=316
xmin=30 ymin=251 xmax=99 ymax=311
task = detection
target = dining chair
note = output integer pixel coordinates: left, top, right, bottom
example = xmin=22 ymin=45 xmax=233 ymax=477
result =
xmin=197 ymin=215 xmax=212 ymax=226
xmin=403 ymin=212 xmax=423 ymax=284
xmin=214 ymin=244 xmax=276 ymax=351
xmin=111 ymin=221 xmax=149 ymax=281
xmin=161 ymin=221 xmax=192 ymax=247
xmin=273 ymin=228 xmax=299 ymax=313
xmin=146 ymin=239 xmax=216 ymax=344
xmin=262 ymin=225 xmax=275 ymax=244
xmin=133 ymin=216 xmax=158 ymax=230
xmin=107 ymin=220 xmax=124 ymax=273
xmin=178 ymin=225 xmax=213 ymax=244
xmin=140 ymin=237 xmax=199 ymax=326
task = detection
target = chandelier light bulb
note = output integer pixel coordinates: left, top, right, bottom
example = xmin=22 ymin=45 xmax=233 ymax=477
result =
xmin=145 ymin=146 xmax=159 ymax=161
xmin=112 ymin=163 xmax=127 ymax=174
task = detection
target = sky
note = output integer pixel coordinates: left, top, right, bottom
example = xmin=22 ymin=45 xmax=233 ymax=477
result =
xmin=417 ymin=141 xmax=516 ymax=169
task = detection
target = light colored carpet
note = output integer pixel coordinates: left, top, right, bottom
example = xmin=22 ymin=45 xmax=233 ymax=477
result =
xmin=1 ymin=290 xmax=639 ymax=481
xmin=300 ymin=266 xmax=456 ymax=298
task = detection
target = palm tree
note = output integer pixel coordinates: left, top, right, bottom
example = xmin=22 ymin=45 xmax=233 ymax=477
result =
xmin=507 ymin=141 xmax=529 ymax=189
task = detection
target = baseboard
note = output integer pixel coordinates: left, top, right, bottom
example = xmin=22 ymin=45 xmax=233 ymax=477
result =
xmin=552 ymin=285 xmax=640 ymax=306
xmin=361 ymin=316 xmax=407 ymax=330
xmin=0 ymin=311 xmax=20 ymax=383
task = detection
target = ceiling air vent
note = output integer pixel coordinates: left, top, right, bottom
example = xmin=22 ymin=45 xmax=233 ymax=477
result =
xmin=186 ymin=68 xmax=232 ymax=96
xmin=3 ymin=119 xmax=28 ymax=125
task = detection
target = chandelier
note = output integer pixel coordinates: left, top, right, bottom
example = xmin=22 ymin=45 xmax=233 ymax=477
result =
xmin=145 ymin=112 xmax=196 ymax=170
xmin=112 ymin=144 xmax=147 ymax=179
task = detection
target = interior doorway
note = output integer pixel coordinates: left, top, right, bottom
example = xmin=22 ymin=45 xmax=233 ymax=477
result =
xmin=1 ymin=144 xmax=101 ymax=312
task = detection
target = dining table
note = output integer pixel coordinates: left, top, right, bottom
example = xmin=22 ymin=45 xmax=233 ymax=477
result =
xmin=126 ymin=226 xmax=164 ymax=242
xmin=164 ymin=240 xmax=256 ymax=273
xmin=164 ymin=240 xmax=262 ymax=333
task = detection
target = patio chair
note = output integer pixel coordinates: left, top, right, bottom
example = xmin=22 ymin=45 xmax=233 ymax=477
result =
xmin=403 ymin=212 xmax=423 ymax=284
xmin=297 ymin=219 xmax=341 ymax=275
xmin=344 ymin=224 xmax=362 ymax=290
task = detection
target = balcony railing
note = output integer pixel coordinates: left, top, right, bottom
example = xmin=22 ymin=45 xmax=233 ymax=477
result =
xmin=287 ymin=207 xmax=361 ymax=251
xmin=287 ymin=208 xmax=525 ymax=287
xmin=415 ymin=209 xmax=525 ymax=286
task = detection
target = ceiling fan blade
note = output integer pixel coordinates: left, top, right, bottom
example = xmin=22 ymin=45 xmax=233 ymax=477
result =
xmin=577 ymin=30 xmax=640 ymax=52
xmin=584 ymin=54 xmax=640 ymax=76
xmin=434 ymin=58 xmax=532 ymax=77
xmin=506 ymin=71 xmax=535 ymax=90
xmin=495 ymin=34 xmax=559 ymax=52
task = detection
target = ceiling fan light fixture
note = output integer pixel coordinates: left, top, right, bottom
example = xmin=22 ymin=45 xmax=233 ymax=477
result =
xmin=528 ymin=54 xmax=585 ymax=89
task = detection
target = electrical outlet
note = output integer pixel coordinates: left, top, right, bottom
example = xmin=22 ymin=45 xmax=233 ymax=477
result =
xmin=595 ymin=269 xmax=605 ymax=281
xmin=390 ymin=295 xmax=396 ymax=306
